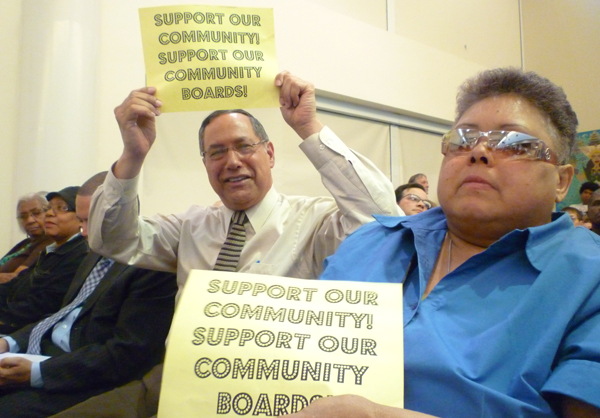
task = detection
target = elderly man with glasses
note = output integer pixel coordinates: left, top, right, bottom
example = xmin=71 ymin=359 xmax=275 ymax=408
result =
xmin=88 ymin=71 xmax=400 ymax=289
xmin=299 ymin=68 xmax=600 ymax=417
xmin=0 ymin=187 xmax=88 ymax=335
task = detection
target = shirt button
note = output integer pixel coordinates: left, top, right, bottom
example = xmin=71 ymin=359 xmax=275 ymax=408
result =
xmin=63 ymin=325 xmax=67 ymax=328
xmin=319 ymin=144 xmax=325 ymax=151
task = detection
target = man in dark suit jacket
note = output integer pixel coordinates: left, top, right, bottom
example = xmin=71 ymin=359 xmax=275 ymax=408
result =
xmin=0 ymin=172 xmax=177 ymax=418
xmin=0 ymin=253 xmax=177 ymax=417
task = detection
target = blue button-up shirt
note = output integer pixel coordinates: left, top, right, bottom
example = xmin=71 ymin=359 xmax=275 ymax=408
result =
xmin=320 ymin=208 xmax=600 ymax=417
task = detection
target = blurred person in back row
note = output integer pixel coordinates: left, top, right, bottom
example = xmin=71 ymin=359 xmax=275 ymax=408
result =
xmin=587 ymin=189 xmax=600 ymax=236
xmin=0 ymin=187 xmax=88 ymax=335
xmin=0 ymin=172 xmax=176 ymax=418
xmin=560 ymin=206 xmax=586 ymax=228
xmin=0 ymin=193 xmax=54 ymax=283
xmin=394 ymin=183 xmax=430 ymax=215
xmin=298 ymin=68 xmax=600 ymax=417
xmin=408 ymin=173 xmax=429 ymax=194
xmin=568 ymin=181 xmax=599 ymax=215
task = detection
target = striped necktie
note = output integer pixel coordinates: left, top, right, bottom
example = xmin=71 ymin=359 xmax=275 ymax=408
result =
xmin=27 ymin=257 xmax=114 ymax=354
xmin=213 ymin=211 xmax=248 ymax=272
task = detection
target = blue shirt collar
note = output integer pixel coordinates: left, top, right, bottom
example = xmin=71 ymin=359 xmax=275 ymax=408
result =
xmin=373 ymin=208 xmax=574 ymax=271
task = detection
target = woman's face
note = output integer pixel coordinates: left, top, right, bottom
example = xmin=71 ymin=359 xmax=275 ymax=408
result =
xmin=438 ymin=94 xmax=572 ymax=234
xmin=44 ymin=197 xmax=80 ymax=246
xmin=17 ymin=199 xmax=46 ymax=238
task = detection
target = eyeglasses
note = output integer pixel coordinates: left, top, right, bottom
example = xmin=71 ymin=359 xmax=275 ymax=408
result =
xmin=441 ymin=129 xmax=559 ymax=164
xmin=45 ymin=204 xmax=73 ymax=214
xmin=202 ymin=139 xmax=268 ymax=161
xmin=17 ymin=209 xmax=45 ymax=221
xmin=401 ymin=194 xmax=432 ymax=209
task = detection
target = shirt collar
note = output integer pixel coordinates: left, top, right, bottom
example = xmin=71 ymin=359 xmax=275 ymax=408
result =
xmin=374 ymin=208 xmax=574 ymax=271
xmin=220 ymin=186 xmax=279 ymax=234
xmin=374 ymin=207 xmax=447 ymax=231
xmin=245 ymin=186 xmax=278 ymax=233
xmin=524 ymin=211 xmax=573 ymax=271
xmin=45 ymin=233 xmax=82 ymax=254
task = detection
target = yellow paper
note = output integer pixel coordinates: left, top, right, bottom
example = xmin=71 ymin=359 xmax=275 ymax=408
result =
xmin=159 ymin=271 xmax=404 ymax=417
xmin=139 ymin=6 xmax=279 ymax=113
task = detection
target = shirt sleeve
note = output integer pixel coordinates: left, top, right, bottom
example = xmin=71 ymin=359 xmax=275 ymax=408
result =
xmin=30 ymin=361 xmax=43 ymax=388
xmin=541 ymin=285 xmax=600 ymax=409
xmin=301 ymin=127 xmax=402 ymax=220
xmin=87 ymin=168 xmax=181 ymax=272
xmin=1 ymin=337 xmax=43 ymax=388
xmin=299 ymin=127 xmax=402 ymax=277
xmin=2 ymin=336 xmax=19 ymax=352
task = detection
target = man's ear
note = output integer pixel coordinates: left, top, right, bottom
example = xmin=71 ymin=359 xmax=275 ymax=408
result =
xmin=267 ymin=142 xmax=275 ymax=169
xmin=555 ymin=164 xmax=574 ymax=202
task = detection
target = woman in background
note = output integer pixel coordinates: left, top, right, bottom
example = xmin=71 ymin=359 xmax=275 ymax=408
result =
xmin=0 ymin=193 xmax=53 ymax=283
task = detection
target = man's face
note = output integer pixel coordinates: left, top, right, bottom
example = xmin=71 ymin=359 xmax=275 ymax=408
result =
xmin=399 ymin=187 xmax=429 ymax=215
xmin=203 ymin=113 xmax=275 ymax=211
xmin=44 ymin=196 xmax=81 ymax=246
xmin=438 ymin=94 xmax=573 ymax=232
xmin=587 ymin=190 xmax=600 ymax=229
xmin=564 ymin=209 xmax=584 ymax=227
xmin=580 ymin=189 xmax=594 ymax=205
xmin=17 ymin=199 xmax=46 ymax=238
xmin=75 ymin=195 xmax=91 ymax=238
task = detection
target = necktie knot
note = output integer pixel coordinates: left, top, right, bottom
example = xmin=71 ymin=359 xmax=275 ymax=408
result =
xmin=231 ymin=211 xmax=248 ymax=226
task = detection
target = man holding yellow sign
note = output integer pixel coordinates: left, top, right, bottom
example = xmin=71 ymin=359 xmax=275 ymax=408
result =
xmin=67 ymin=70 xmax=399 ymax=418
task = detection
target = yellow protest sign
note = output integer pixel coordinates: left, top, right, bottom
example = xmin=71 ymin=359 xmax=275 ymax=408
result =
xmin=158 ymin=271 xmax=404 ymax=417
xmin=139 ymin=6 xmax=279 ymax=113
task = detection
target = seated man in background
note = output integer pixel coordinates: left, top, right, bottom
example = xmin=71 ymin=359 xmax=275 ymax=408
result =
xmin=0 ymin=187 xmax=88 ymax=335
xmin=0 ymin=172 xmax=177 ymax=418
xmin=0 ymin=193 xmax=54 ymax=283
xmin=394 ymin=183 xmax=430 ymax=215
xmin=587 ymin=189 xmax=600 ymax=236
xmin=408 ymin=173 xmax=429 ymax=194
xmin=568 ymin=180 xmax=599 ymax=215
xmin=300 ymin=68 xmax=600 ymax=417
xmin=560 ymin=206 xmax=586 ymax=227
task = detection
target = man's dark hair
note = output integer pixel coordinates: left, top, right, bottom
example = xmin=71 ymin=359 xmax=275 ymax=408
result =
xmin=455 ymin=67 xmax=578 ymax=164
xmin=395 ymin=183 xmax=426 ymax=204
xmin=79 ymin=171 xmax=108 ymax=197
xmin=198 ymin=109 xmax=270 ymax=154
xmin=579 ymin=181 xmax=599 ymax=195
